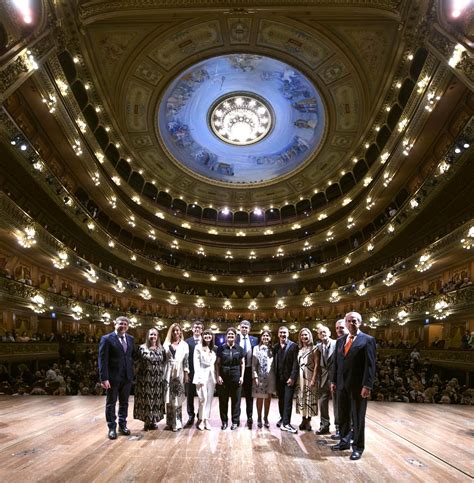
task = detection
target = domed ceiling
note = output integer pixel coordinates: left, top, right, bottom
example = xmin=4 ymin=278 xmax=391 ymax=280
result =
xmin=76 ymin=4 xmax=402 ymax=206
xmin=158 ymin=54 xmax=324 ymax=184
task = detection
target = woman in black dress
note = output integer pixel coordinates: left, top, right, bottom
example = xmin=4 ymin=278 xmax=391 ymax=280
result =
xmin=216 ymin=327 xmax=245 ymax=430
xmin=134 ymin=328 xmax=167 ymax=430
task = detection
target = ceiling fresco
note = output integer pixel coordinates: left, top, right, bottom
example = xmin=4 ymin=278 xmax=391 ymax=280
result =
xmin=157 ymin=54 xmax=324 ymax=184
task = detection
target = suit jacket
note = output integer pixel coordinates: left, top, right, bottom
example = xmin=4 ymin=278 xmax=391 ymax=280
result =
xmin=98 ymin=331 xmax=134 ymax=383
xmin=273 ymin=340 xmax=299 ymax=382
xmin=316 ymin=338 xmax=336 ymax=389
xmin=185 ymin=336 xmax=201 ymax=377
xmin=331 ymin=331 xmax=376 ymax=393
xmin=236 ymin=334 xmax=259 ymax=366
xmin=193 ymin=344 xmax=217 ymax=385
xmin=236 ymin=334 xmax=259 ymax=348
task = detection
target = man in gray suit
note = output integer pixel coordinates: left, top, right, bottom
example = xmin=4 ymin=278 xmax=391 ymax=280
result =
xmin=315 ymin=324 xmax=337 ymax=435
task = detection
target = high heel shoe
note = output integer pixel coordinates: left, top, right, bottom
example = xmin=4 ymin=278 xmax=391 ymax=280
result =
xmin=257 ymin=419 xmax=263 ymax=428
xmin=263 ymin=418 xmax=270 ymax=428
xmin=197 ymin=420 xmax=205 ymax=431
xmin=204 ymin=420 xmax=211 ymax=430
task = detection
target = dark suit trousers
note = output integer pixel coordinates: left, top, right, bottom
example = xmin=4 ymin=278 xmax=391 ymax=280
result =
xmin=276 ymin=379 xmax=295 ymax=426
xmin=240 ymin=366 xmax=254 ymax=419
xmin=105 ymin=379 xmax=132 ymax=429
xmin=186 ymin=379 xmax=197 ymax=418
xmin=218 ymin=379 xmax=242 ymax=424
xmin=337 ymin=388 xmax=367 ymax=451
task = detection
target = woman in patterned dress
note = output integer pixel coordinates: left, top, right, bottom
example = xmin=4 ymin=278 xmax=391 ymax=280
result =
xmin=252 ymin=330 xmax=276 ymax=428
xmin=295 ymin=327 xmax=320 ymax=431
xmin=134 ymin=327 xmax=167 ymax=430
xmin=163 ymin=323 xmax=189 ymax=431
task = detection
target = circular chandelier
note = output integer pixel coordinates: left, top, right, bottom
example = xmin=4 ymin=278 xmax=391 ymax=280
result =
xmin=209 ymin=93 xmax=273 ymax=145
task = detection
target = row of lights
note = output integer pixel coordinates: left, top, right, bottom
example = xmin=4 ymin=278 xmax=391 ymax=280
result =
xmin=15 ymin=217 xmax=473 ymax=302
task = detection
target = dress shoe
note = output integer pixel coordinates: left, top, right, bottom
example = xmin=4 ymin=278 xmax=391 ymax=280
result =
xmin=330 ymin=432 xmax=341 ymax=440
xmin=276 ymin=419 xmax=282 ymax=428
xmin=230 ymin=423 xmax=239 ymax=430
xmin=184 ymin=417 xmax=194 ymax=428
xmin=331 ymin=443 xmax=350 ymax=451
xmin=108 ymin=429 xmax=117 ymax=440
xmin=221 ymin=422 xmax=228 ymax=430
xmin=281 ymin=424 xmax=298 ymax=434
xmin=119 ymin=425 xmax=131 ymax=436
xmin=316 ymin=426 xmax=330 ymax=435
xmin=350 ymin=451 xmax=362 ymax=460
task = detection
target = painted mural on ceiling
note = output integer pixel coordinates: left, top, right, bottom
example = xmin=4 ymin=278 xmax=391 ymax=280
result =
xmin=158 ymin=54 xmax=325 ymax=184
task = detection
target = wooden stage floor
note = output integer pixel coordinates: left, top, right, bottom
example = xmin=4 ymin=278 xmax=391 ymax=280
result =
xmin=0 ymin=396 xmax=472 ymax=482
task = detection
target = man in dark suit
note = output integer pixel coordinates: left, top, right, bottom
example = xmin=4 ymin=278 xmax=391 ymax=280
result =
xmin=184 ymin=320 xmax=203 ymax=427
xmin=315 ymin=323 xmax=337 ymax=435
xmin=330 ymin=311 xmax=376 ymax=460
xmin=273 ymin=325 xmax=299 ymax=434
xmin=98 ymin=316 xmax=134 ymax=440
xmin=236 ymin=319 xmax=258 ymax=428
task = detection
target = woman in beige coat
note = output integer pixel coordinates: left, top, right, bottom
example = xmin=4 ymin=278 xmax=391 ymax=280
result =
xmin=163 ymin=323 xmax=189 ymax=431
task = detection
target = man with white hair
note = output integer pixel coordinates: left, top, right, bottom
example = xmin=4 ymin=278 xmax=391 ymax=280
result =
xmin=315 ymin=324 xmax=337 ymax=435
xmin=330 ymin=312 xmax=376 ymax=460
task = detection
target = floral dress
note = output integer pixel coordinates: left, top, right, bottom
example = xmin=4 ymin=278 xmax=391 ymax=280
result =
xmin=252 ymin=345 xmax=276 ymax=398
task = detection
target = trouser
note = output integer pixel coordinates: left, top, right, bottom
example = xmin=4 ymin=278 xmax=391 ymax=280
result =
xmin=105 ymin=379 xmax=131 ymax=429
xmin=166 ymin=403 xmax=183 ymax=430
xmin=276 ymin=378 xmax=295 ymax=426
xmin=196 ymin=381 xmax=215 ymax=420
xmin=186 ymin=380 xmax=197 ymax=418
xmin=240 ymin=366 xmax=254 ymax=420
xmin=319 ymin=385 xmax=331 ymax=428
xmin=338 ymin=388 xmax=367 ymax=452
xmin=219 ymin=380 xmax=242 ymax=424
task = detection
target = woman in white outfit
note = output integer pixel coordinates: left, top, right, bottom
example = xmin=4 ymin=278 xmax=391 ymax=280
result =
xmin=193 ymin=329 xmax=216 ymax=430
xmin=163 ymin=323 xmax=189 ymax=431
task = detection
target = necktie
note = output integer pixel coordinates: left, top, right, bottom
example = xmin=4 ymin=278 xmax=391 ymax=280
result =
xmin=120 ymin=335 xmax=127 ymax=352
xmin=344 ymin=335 xmax=354 ymax=356
xmin=243 ymin=336 xmax=248 ymax=353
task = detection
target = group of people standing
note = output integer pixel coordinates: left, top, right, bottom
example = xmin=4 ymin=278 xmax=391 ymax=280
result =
xmin=98 ymin=311 xmax=376 ymax=461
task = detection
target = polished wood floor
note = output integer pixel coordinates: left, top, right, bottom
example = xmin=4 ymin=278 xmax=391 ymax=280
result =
xmin=0 ymin=396 xmax=472 ymax=482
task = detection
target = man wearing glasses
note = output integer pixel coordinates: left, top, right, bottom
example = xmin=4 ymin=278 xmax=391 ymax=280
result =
xmin=330 ymin=312 xmax=376 ymax=460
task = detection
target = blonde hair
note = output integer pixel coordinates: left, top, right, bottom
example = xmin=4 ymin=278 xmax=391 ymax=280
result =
xmin=298 ymin=327 xmax=314 ymax=348
xmin=144 ymin=328 xmax=161 ymax=349
xmin=164 ymin=323 xmax=182 ymax=345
